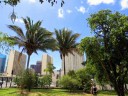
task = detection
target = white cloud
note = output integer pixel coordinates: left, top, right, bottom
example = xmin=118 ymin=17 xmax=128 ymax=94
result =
xmin=58 ymin=8 xmax=64 ymax=18
xmin=29 ymin=0 xmax=36 ymax=3
xmin=121 ymin=0 xmax=128 ymax=10
xmin=66 ymin=10 xmax=72 ymax=14
xmin=76 ymin=6 xmax=86 ymax=14
xmin=87 ymin=0 xmax=115 ymax=5
xmin=15 ymin=18 xmax=24 ymax=24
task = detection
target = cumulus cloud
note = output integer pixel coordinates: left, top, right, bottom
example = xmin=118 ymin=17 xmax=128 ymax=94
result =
xmin=58 ymin=8 xmax=64 ymax=18
xmin=15 ymin=18 xmax=24 ymax=24
xmin=87 ymin=0 xmax=115 ymax=5
xmin=66 ymin=10 xmax=72 ymax=14
xmin=121 ymin=0 xmax=128 ymax=10
xmin=76 ymin=6 xmax=86 ymax=14
xmin=29 ymin=0 xmax=36 ymax=3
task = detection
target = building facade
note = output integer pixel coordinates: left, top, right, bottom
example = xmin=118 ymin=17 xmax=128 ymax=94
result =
xmin=52 ymin=69 xmax=61 ymax=87
xmin=0 ymin=54 xmax=6 ymax=73
xmin=41 ymin=54 xmax=53 ymax=75
xmin=30 ymin=61 xmax=41 ymax=74
xmin=6 ymin=50 xmax=26 ymax=76
xmin=61 ymin=51 xmax=84 ymax=75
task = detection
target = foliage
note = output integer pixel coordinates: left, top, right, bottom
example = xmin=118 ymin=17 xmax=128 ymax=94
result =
xmin=21 ymin=69 xmax=36 ymax=91
xmin=13 ymin=76 xmax=21 ymax=87
xmin=76 ymin=66 xmax=94 ymax=92
xmin=55 ymin=28 xmax=79 ymax=75
xmin=13 ymin=69 xmax=36 ymax=91
xmin=8 ymin=17 xmax=56 ymax=69
xmin=78 ymin=10 xmax=128 ymax=96
xmin=44 ymin=63 xmax=56 ymax=75
xmin=39 ymin=75 xmax=52 ymax=88
xmin=59 ymin=75 xmax=80 ymax=92
xmin=0 ymin=0 xmax=64 ymax=7
xmin=0 ymin=32 xmax=15 ymax=54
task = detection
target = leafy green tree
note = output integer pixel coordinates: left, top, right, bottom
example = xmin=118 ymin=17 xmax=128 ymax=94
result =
xmin=8 ymin=17 xmax=56 ymax=69
xmin=22 ymin=69 xmax=36 ymax=91
xmin=0 ymin=32 xmax=14 ymax=53
xmin=13 ymin=69 xmax=36 ymax=92
xmin=39 ymin=75 xmax=52 ymax=88
xmin=59 ymin=75 xmax=80 ymax=92
xmin=44 ymin=62 xmax=56 ymax=75
xmin=79 ymin=10 xmax=128 ymax=96
xmin=55 ymin=28 xmax=79 ymax=75
xmin=0 ymin=0 xmax=65 ymax=7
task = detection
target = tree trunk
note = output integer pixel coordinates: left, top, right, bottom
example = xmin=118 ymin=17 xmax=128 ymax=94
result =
xmin=27 ymin=55 xmax=31 ymax=69
xmin=63 ymin=56 xmax=66 ymax=75
xmin=124 ymin=83 xmax=128 ymax=92
xmin=114 ymin=81 xmax=125 ymax=96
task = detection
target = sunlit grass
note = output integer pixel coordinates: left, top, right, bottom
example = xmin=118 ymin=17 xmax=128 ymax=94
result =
xmin=0 ymin=88 xmax=128 ymax=96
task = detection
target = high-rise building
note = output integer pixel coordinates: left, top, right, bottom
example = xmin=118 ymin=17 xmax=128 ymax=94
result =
xmin=61 ymin=51 xmax=84 ymax=75
xmin=52 ymin=69 xmax=61 ymax=87
xmin=30 ymin=61 xmax=41 ymax=74
xmin=6 ymin=50 xmax=26 ymax=76
xmin=0 ymin=54 xmax=6 ymax=73
xmin=41 ymin=54 xmax=53 ymax=75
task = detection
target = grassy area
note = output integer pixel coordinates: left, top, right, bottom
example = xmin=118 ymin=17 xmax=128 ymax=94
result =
xmin=0 ymin=88 xmax=128 ymax=96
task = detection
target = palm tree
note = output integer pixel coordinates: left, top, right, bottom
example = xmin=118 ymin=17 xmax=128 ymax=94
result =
xmin=8 ymin=17 xmax=56 ymax=69
xmin=55 ymin=28 xmax=79 ymax=75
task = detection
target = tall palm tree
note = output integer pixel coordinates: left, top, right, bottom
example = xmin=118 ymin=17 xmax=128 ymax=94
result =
xmin=8 ymin=17 xmax=56 ymax=69
xmin=55 ymin=28 xmax=79 ymax=75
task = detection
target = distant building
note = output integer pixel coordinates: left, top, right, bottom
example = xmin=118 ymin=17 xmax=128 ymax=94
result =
xmin=41 ymin=54 xmax=53 ymax=75
xmin=6 ymin=50 xmax=26 ymax=76
xmin=0 ymin=54 xmax=6 ymax=73
xmin=52 ymin=69 xmax=61 ymax=87
xmin=30 ymin=61 xmax=41 ymax=74
xmin=61 ymin=51 xmax=84 ymax=75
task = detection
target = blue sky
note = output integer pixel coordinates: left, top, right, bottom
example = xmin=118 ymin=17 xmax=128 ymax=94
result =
xmin=0 ymin=0 xmax=128 ymax=70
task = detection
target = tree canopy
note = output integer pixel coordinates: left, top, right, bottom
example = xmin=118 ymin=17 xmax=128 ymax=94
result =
xmin=79 ymin=10 xmax=128 ymax=96
xmin=0 ymin=0 xmax=65 ymax=7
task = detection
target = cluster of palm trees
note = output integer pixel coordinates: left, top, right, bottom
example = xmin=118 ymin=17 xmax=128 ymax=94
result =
xmin=8 ymin=17 xmax=79 ymax=75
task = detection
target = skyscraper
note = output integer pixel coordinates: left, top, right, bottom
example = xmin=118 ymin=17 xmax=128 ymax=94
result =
xmin=6 ymin=50 xmax=26 ymax=76
xmin=0 ymin=54 xmax=6 ymax=73
xmin=41 ymin=54 xmax=53 ymax=75
xmin=30 ymin=61 xmax=41 ymax=74
xmin=61 ymin=51 xmax=84 ymax=75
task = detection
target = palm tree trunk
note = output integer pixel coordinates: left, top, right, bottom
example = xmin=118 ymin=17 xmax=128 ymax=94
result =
xmin=27 ymin=55 xmax=31 ymax=69
xmin=64 ymin=56 xmax=66 ymax=75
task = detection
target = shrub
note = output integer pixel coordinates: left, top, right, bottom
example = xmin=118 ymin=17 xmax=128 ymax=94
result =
xmin=59 ymin=75 xmax=80 ymax=92
xmin=39 ymin=75 xmax=52 ymax=88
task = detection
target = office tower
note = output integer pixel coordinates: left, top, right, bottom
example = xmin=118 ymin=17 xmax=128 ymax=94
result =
xmin=61 ymin=51 xmax=84 ymax=75
xmin=30 ymin=61 xmax=41 ymax=74
xmin=0 ymin=54 xmax=6 ymax=73
xmin=6 ymin=50 xmax=26 ymax=76
xmin=52 ymin=69 xmax=61 ymax=87
xmin=41 ymin=54 xmax=53 ymax=75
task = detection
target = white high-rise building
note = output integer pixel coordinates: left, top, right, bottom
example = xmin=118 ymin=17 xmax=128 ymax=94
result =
xmin=41 ymin=54 xmax=53 ymax=75
xmin=61 ymin=51 xmax=84 ymax=75
xmin=6 ymin=50 xmax=26 ymax=76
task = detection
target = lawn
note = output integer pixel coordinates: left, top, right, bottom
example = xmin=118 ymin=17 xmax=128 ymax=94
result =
xmin=0 ymin=88 xmax=128 ymax=96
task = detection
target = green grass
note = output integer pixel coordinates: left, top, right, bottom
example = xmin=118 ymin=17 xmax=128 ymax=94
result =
xmin=0 ymin=88 xmax=128 ymax=96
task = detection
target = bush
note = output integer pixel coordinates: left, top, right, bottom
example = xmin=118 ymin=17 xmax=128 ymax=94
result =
xmin=59 ymin=75 xmax=80 ymax=92
xmin=39 ymin=75 xmax=52 ymax=88
xmin=13 ymin=69 xmax=36 ymax=91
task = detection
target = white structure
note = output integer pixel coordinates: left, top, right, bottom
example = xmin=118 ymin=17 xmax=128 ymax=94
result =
xmin=6 ymin=50 xmax=26 ymax=76
xmin=51 ymin=69 xmax=61 ymax=87
xmin=61 ymin=51 xmax=84 ymax=75
xmin=41 ymin=54 xmax=53 ymax=75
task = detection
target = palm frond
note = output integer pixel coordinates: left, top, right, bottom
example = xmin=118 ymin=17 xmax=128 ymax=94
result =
xmin=8 ymin=25 xmax=25 ymax=40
